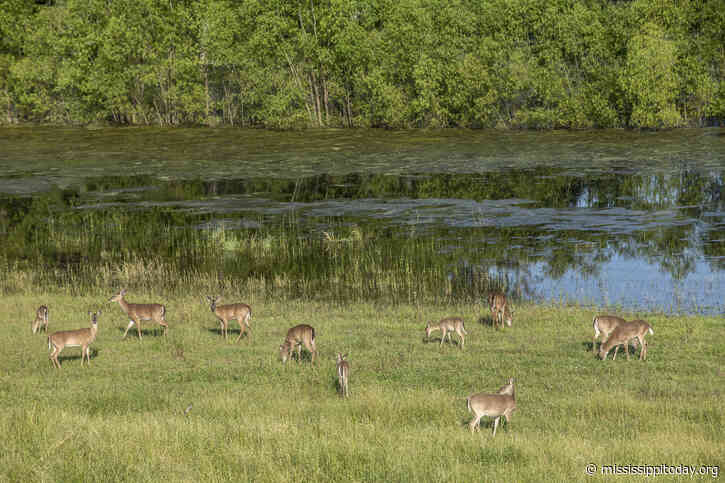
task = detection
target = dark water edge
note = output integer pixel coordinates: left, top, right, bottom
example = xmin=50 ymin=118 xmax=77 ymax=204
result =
xmin=1 ymin=127 xmax=725 ymax=314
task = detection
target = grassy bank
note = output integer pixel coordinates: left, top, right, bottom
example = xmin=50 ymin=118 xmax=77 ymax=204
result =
xmin=1 ymin=293 xmax=722 ymax=482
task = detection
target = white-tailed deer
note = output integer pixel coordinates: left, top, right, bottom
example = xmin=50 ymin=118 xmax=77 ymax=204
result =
xmin=599 ymin=320 xmax=653 ymax=361
xmin=279 ymin=324 xmax=317 ymax=364
xmin=425 ymin=317 xmax=467 ymax=349
xmin=497 ymin=377 xmax=515 ymax=396
xmin=591 ymin=314 xmax=638 ymax=354
xmin=48 ymin=310 xmax=101 ymax=369
xmin=109 ymin=289 xmax=168 ymax=340
xmin=31 ymin=305 xmax=49 ymax=334
xmin=336 ymin=353 xmax=349 ymax=398
xmin=488 ymin=292 xmax=512 ymax=329
xmin=205 ymin=296 xmax=252 ymax=342
xmin=466 ymin=377 xmax=517 ymax=436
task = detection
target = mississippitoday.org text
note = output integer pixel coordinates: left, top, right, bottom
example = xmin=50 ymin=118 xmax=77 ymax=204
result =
xmin=585 ymin=463 xmax=719 ymax=478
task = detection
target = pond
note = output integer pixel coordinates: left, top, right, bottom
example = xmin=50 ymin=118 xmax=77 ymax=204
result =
xmin=1 ymin=127 xmax=724 ymax=314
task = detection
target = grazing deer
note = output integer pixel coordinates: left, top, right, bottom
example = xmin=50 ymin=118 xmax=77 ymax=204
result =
xmin=591 ymin=314 xmax=638 ymax=354
xmin=466 ymin=377 xmax=517 ymax=436
xmin=599 ymin=320 xmax=653 ymax=361
xmin=279 ymin=324 xmax=317 ymax=364
xmin=336 ymin=353 xmax=349 ymax=398
xmin=205 ymin=296 xmax=252 ymax=342
xmin=48 ymin=310 xmax=101 ymax=369
xmin=109 ymin=289 xmax=168 ymax=340
xmin=425 ymin=317 xmax=467 ymax=349
xmin=31 ymin=305 xmax=49 ymax=334
xmin=488 ymin=292 xmax=512 ymax=329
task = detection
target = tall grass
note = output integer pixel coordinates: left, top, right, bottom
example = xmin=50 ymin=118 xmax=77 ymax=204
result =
xmin=1 ymin=295 xmax=722 ymax=481
xmin=1 ymin=207 xmax=503 ymax=304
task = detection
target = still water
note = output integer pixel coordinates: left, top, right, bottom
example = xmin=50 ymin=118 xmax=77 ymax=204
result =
xmin=1 ymin=127 xmax=724 ymax=314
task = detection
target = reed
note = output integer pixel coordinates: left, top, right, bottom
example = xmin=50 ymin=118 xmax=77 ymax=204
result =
xmin=0 ymin=209 xmax=504 ymax=304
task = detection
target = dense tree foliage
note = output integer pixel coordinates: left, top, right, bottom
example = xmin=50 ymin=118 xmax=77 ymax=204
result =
xmin=1 ymin=0 xmax=723 ymax=128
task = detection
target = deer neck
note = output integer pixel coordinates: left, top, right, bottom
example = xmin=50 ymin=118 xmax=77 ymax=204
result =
xmin=117 ymin=297 xmax=131 ymax=314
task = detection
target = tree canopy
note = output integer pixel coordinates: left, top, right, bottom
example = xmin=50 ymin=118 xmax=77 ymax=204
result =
xmin=1 ymin=0 xmax=723 ymax=129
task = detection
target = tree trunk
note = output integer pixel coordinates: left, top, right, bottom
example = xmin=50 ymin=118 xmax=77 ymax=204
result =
xmin=345 ymin=88 xmax=353 ymax=128
xmin=310 ymin=72 xmax=322 ymax=126
xmin=322 ymin=75 xmax=329 ymax=125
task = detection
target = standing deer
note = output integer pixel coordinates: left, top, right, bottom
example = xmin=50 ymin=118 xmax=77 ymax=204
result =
xmin=48 ymin=310 xmax=101 ymax=368
xmin=336 ymin=353 xmax=349 ymax=398
xmin=591 ymin=314 xmax=638 ymax=354
xmin=109 ymin=289 xmax=168 ymax=340
xmin=31 ymin=305 xmax=49 ymax=334
xmin=425 ymin=317 xmax=467 ymax=349
xmin=205 ymin=296 xmax=252 ymax=342
xmin=599 ymin=320 xmax=654 ymax=361
xmin=466 ymin=377 xmax=517 ymax=436
xmin=279 ymin=324 xmax=317 ymax=364
xmin=488 ymin=292 xmax=512 ymax=329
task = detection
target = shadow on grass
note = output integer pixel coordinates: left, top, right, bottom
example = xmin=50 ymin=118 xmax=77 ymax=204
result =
xmin=460 ymin=415 xmax=513 ymax=435
xmin=423 ymin=337 xmax=463 ymax=348
xmin=115 ymin=327 xmax=166 ymax=338
xmin=204 ymin=327 xmax=250 ymax=340
xmin=478 ymin=316 xmax=509 ymax=330
xmin=52 ymin=348 xmax=100 ymax=366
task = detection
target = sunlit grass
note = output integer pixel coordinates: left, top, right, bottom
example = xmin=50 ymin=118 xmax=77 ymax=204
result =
xmin=1 ymin=295 xmax=722 ymax=481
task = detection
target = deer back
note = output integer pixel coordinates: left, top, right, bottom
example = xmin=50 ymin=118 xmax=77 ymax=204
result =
xmin=286 ymin=324 xmax=314 ymax=344
xmin=593 ymin=315 xmax=626 ymax=338
xmin=217 ymin=302 xmax=251 ymax=320
xmin=49 ymin=324 xmax=97 ymax=347
xmin=489 ymin=293 xmax=506 ymax=311
xmin=467 ymin=393 xmax=516 ymax=417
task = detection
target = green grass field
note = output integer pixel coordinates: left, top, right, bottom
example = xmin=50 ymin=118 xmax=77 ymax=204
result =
xmin=1 ymin=293 xmax=722 ymax=482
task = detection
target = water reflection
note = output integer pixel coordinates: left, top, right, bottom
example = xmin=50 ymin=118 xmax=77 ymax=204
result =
xmin=1 ymin=129 xmax=725 ymax=314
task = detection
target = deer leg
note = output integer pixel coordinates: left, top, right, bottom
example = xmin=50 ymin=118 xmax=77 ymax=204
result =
xmin=458 ymin=330 xmax=464 ymax=348
xmin=612 ymin=345 xmax=619 ymax=360
xmin=470 ymin=415 xmax=481 ymax=433
xmin=122 ymin=320 xmax=135 ymax=339
xmin=492 ymin=417 xmax=500 ymax=437
xmin=136 ymin=319 xmax=142 ymax=340
xmin=235 ymin=320 xmax=246 ymax=343
xmin=304 ymin=340 xmax=316 ymax=364
xmin=50 ymin=346 xmax=56 ymax=368
xmin=640 ymin=337 xmax=647 ymax=360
